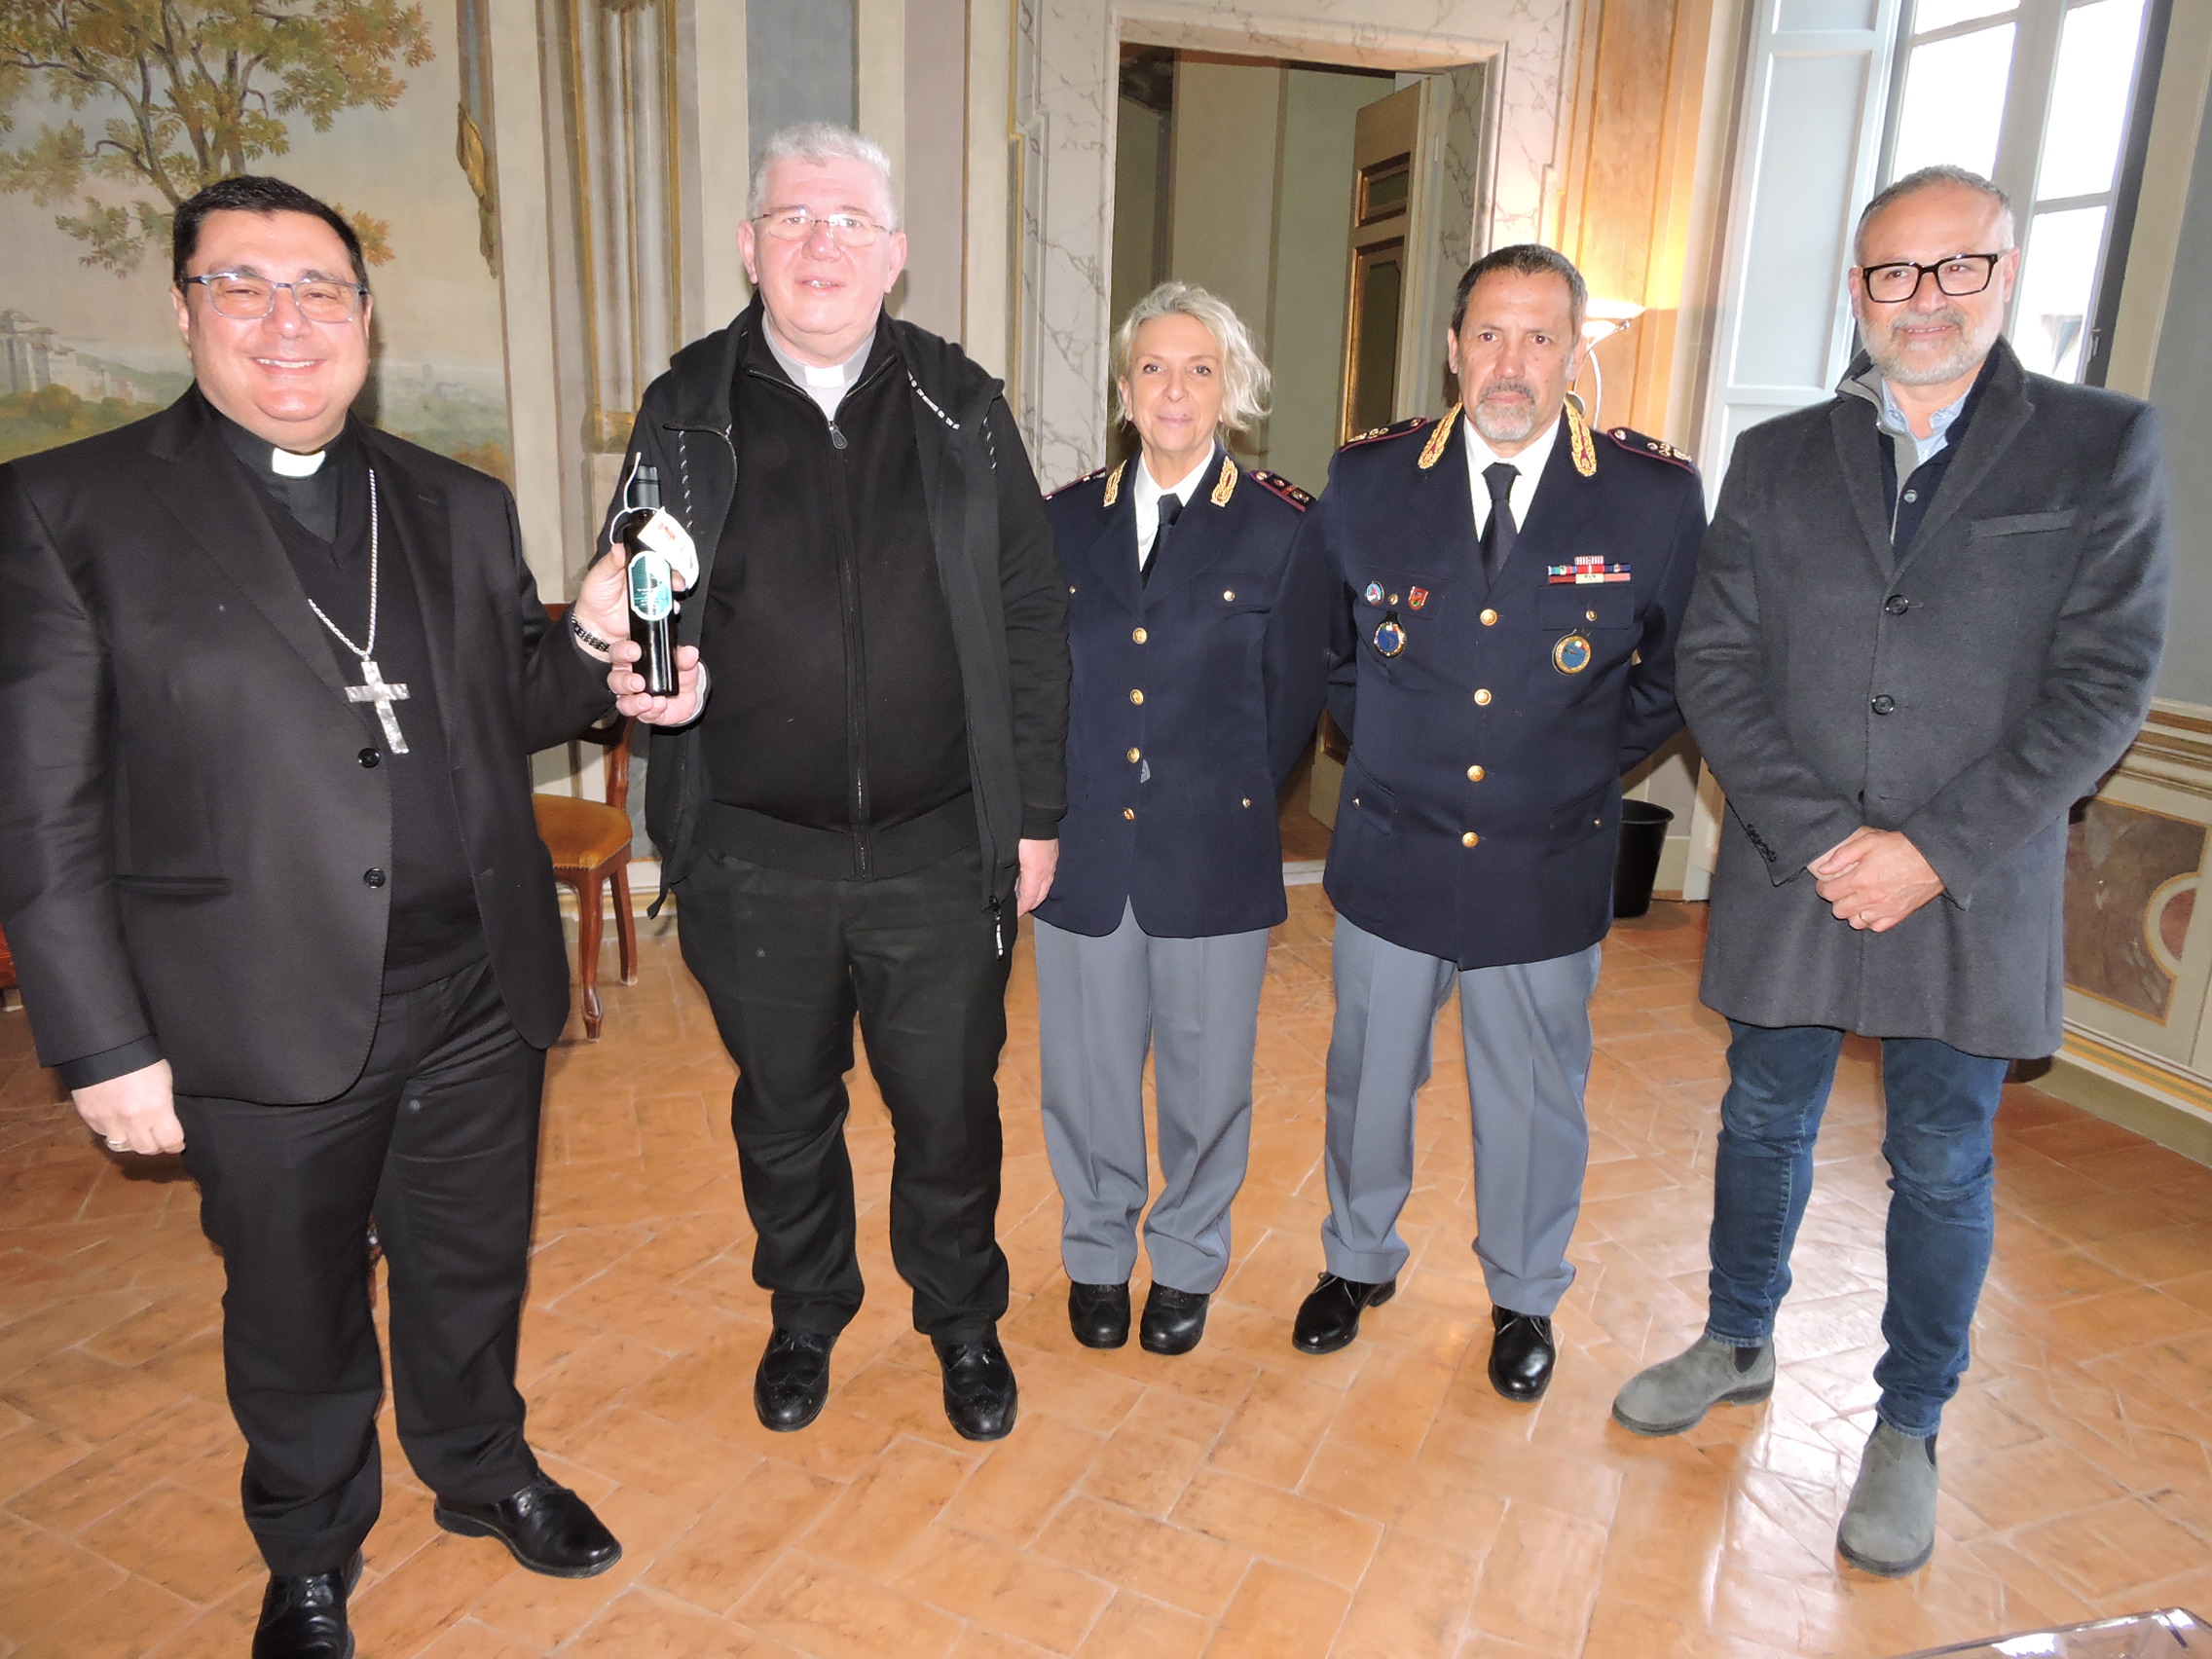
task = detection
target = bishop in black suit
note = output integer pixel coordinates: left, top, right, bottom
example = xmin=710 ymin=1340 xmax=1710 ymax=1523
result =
xmin=0 ymin=178 xmax=671 ymax=1658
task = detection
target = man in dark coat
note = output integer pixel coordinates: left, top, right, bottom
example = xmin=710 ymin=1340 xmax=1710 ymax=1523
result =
xmin=1613 ymin=166 xmax=2170 ymax=1579
xmin=1292 ymin=245 xmax=1706 ymax=1403
xmin=0 ymin=177 xmax=632 ymax=1658
xmin=600 ymin=123 xmax=1068 ymax=1445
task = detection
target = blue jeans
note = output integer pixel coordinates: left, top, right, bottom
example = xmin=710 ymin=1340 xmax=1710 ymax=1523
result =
xmin=1704 ymin=1020 xmax=2009 ymax=1439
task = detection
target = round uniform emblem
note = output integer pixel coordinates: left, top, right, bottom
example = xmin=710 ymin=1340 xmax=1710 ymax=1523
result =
xmin=1363 ymin=581 xmax=1384 ymax=606
xmin=1552 ymin=633 xmax=1593 ymax=675
xmin=1373 ymin=614 xmax=1407 ymax=658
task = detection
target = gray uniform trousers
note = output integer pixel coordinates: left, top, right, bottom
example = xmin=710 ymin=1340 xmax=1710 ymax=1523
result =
xmin=1321 ymin=914 xmax=1602 ymax=1314
xmin=1034 ymin=903 xmax=1272 ymax=1293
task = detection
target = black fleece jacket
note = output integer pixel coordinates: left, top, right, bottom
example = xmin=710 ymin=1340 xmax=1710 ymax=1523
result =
xmin=600 ymin=300 xmax=1069 ymax=905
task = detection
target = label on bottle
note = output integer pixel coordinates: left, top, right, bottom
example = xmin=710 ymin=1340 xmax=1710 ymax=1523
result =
xmin=632 ymin=508 xmax=699 ymax=586
xmin=628 ymin=550 xmax=675 ymax=622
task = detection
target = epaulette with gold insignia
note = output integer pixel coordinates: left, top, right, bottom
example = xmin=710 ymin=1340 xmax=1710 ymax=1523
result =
xmin=1248 ymin=469 xmax=1313 ymax=509
xmin=1340 ymin=415 xmax=1432 ymax=450
xmin=1048 ymin=463 xmax=1113 ymax=500
xmin=1604 ymin=426 xmax=1698 ymax=473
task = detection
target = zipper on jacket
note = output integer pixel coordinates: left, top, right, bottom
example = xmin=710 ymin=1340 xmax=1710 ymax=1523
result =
xmin=748 ymin=366 xmax=878 ymax=878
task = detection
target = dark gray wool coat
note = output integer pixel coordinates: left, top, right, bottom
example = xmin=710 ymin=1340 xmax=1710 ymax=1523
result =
xmin=1678 ymin=339 xmax=2170 ymax=1059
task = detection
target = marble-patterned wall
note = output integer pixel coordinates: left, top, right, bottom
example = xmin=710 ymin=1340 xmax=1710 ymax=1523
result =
xmin=1014 ymin=0 xmax=1577 ymax=488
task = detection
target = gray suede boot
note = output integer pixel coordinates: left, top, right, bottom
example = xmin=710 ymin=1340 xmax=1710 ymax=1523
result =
xmin=1611 ymin=1335 xmax=1776 ymax=1435
xmin=1836 ymin=1420 xmax=1939 ymax=1576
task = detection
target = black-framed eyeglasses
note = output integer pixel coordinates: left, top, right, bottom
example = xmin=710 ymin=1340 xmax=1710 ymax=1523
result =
xmin=1858 ymin=253 xmax=2007 ymax=305
xmin=184 ymin=273 xmax=369 ymax=322
xmin=754 ymin=208 xmax=888 ymax=248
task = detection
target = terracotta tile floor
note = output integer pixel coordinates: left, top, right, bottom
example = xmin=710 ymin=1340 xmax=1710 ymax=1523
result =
xmin=5 ymin=890 xmax=2212 ymax=1658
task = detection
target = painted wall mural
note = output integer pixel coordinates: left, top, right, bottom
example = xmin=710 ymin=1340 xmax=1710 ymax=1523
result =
xmin=0 ymin=0 xmax=513 ymax=477
xmin=2064 ymin=796 xmax=2209 ymax=1022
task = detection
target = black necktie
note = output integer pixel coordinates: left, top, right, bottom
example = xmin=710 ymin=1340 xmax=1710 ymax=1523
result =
xmin=1481 ymin=463 xmax=1519 ymax=586
xmin=1142 ymin=492 xmax=1183 ymax=588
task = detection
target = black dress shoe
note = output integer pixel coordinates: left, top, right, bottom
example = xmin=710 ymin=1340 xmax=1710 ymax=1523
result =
xmin=253 ymin=1552 xmax=359 ymax=1659
xmin=754 ymin=1327 xmax=837 ymax=1431
xmin=1292 ymin=1272 xmax=1396 ymax=1355
xmin=433 ymin=1476 xmax=622 ymax=1578
xmin=937 ymin=1334 xmax=1018 ymax=1441
xmin=1139 ymin=1284 xmax=1210 ymax=1355
xmin=1068 ymin=1280 xmax=1130 ymax=1348
xmin=1488 ymin=1306 xmax=1557 ymax=1402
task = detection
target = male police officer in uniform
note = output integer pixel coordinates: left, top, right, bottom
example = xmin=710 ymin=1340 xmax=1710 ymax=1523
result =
xmin=1292 ymin=245 xmax=1705 ymax=1400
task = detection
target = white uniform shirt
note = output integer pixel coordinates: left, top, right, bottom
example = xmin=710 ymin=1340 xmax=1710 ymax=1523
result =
xmin=1132 ymin=450 xmax=1216 ymax=569
xmin=1461 ymin=411 xmax=1563 ymax=537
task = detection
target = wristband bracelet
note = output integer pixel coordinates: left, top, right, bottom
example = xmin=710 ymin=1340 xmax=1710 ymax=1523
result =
xmin=570 ymin=613 xmax=615 ymax=655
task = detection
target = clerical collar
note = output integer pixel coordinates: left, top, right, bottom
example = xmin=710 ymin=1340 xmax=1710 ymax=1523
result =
xmin=762 ymin=322 xmax=879 ymax=419
xmin=203 ymin=389 xmax=355 ymax=479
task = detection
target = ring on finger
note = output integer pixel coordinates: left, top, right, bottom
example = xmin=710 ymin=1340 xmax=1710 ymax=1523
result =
xmin=105 ymin=1137 xmax=130 ymax=1152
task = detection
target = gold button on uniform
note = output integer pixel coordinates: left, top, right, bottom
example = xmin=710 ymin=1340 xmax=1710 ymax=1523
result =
xmin=1131 ymin=627 xmax=1147 ymax=644
xmin=1129 ymin=688 xmax=1144 ymax=704
xmin=1473 ymin=688 xmax=1493 ymax=706
xmin=1240 ymin=797 xmax=1252 ymax=807
xmin=1585 ymin=608 xmax=1598 ymax=622
xmin=1466 ymin=764 xmax=1485 ymax=782
xmin=1461 ymin=831 xmax=1480 ymax=848
xmin=1223 ymin=590 xmax=1236 ymax=602
xmin=1123 ymin=808 xmax=1136 ymax=821
xmin=1126 ymin=748 xmax=1141 ymax=762
xmin=1480 ymin=608 xmax=1498 ymax=626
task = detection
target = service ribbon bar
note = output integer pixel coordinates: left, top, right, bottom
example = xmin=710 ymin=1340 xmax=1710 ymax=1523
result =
xmin=1547 ymin=555 xmax=1632 ymax=585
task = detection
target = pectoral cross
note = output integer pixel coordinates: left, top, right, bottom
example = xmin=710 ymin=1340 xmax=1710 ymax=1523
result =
xmin=346 ymin=657 xmax=411 ymax=755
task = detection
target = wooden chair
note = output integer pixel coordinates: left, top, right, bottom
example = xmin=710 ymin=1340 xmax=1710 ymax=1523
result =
xmin=535 ymin=605 xmax=637 ymax=1040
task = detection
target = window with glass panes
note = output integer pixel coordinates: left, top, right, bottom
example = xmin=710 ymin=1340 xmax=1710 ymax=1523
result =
xmin=1883 ymin=0 xmax=2158 ymax=383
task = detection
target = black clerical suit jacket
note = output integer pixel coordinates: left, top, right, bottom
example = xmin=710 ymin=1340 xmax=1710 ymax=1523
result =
xmin=1313 ymin=408 xmax=1706 ymax=970
xmin=0 ymin=391 xmax=613 ymax=1103
xmin=1034 ymin=448 xmax=1331 ymax=938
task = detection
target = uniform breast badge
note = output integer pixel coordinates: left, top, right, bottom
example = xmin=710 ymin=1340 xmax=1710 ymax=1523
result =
xmin=1552 ymin=633 xmax=1594 ymax=675
xmin=1363 ymin=581 xmax=1384 ymax=606
xmin=1408 ymin=586 xmax=1429 ymax=610
xmin=1374 ymin=611 xmax=1408 ymax=657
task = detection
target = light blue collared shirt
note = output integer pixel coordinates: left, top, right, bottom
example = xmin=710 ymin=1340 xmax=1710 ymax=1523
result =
xmin=1877 ymin=376 xmax=1971 ymax=472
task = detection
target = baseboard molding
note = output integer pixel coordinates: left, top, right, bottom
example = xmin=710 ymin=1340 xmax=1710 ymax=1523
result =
xmin=2038 ymin=1031 xmax=2212 ymax=1169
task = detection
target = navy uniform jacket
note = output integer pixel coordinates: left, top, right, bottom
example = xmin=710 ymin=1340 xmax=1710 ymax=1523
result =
xmin=1035 ymin=445 xmax=1332 ymax=938
xmin=1313 ymin=405 xmax=1705 ymax=969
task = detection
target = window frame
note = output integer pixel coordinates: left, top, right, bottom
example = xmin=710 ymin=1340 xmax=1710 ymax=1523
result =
xmin=1877 ymin=0 xmax=2172 ymax=386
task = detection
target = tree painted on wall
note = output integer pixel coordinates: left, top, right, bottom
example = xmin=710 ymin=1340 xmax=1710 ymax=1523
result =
xmin=0 ymin=0 xmax=433 ymax=274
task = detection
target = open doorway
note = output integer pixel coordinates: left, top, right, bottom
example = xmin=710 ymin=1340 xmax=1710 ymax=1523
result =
xmin=1111 ymin=45 xmax=1494 ymax=854
xmin=1109 ymin=46 xmax=1493 ymax=497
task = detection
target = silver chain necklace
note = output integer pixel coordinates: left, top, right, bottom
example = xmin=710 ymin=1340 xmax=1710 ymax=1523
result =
xmin=304 ymin=467 xmax=412 ymax=754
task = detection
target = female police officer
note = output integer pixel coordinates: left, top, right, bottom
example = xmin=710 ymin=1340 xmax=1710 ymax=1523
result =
xmin=1034 ymin=282 xmax=1331 ymax=1353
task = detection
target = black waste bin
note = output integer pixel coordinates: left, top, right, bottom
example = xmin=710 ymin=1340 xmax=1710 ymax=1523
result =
xmin=1612 ymin=799 xmax=1675 ymax=918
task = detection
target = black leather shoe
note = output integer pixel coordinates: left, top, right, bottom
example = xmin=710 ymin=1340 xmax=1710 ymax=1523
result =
xmin=754 ymin=1327 xmax=837 ymax=1432
xmin=937 ymin=1335 xmax=1018 ymax=1441
xmin=253 ymin=1553 xmax=359 ymax=1659
xmin=1139 ymin=1284 xmax=1210 ymax=1355
xmin=433 ymin=1476 xmax=622 ymax=1578
xmin=1488 ymin=1306 xmax=1557 ymax=1402
xmin=1292 ymin=1272 xmax=1396 ymax=1355
xmin=1068 ymin=1280 xmax=1130 ymax=1348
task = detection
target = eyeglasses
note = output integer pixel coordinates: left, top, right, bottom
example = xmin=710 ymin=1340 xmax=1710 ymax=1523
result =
xmin=1858 ymin=253 xmax=2007 ymax=304
xmin=184 ymin=273 xmax=368 ymax=322
xmin=755 ymin=209 xmax=888 ymax=248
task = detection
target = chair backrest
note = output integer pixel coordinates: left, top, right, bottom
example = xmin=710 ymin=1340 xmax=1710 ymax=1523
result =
xmin=545 ymin=604 xmax=633 ymax=812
